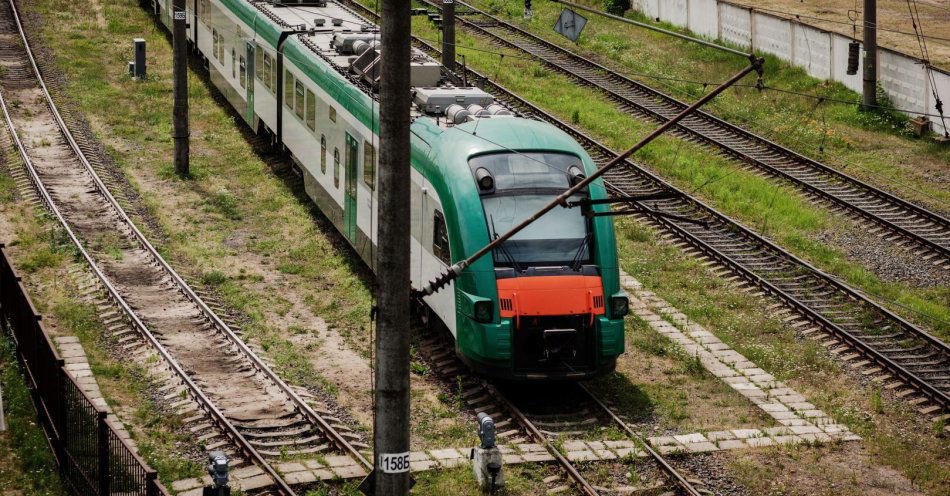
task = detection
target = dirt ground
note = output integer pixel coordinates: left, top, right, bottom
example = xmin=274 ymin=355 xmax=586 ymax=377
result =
xmin=725 ymin=0 xmax=950 ymax=68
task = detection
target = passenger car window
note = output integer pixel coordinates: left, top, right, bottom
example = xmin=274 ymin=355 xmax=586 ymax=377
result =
xmin=284 ymin=70 xmax=294 ymax=109
xmin=295 ymin=81 xmax=305 ymax=119
xmin=333 ymin=148 xmax=340 ymax=188
xmin=306 ymin=90 xmax=316 ymax=130
xmin=320 ymin=135 xmax=327 ymax=174
xmin=433 ymin=210 xmax=449 ymax=264
xmin=363 ymin=141 xmax=375 ymax=191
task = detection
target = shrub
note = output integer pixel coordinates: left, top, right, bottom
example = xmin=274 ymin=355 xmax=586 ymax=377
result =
xmin=603 ymin=0 xmax=631 ymax=16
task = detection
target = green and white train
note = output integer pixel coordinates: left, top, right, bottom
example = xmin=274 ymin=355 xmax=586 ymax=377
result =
xmin=148 ymin=0 xmax=627 ymax=380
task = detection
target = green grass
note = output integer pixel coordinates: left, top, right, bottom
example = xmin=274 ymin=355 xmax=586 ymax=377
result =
xmin=471 ymin=0 xmax=950 ymax=206
xmin=0 ymin=331 xmax=66 ymax=495
xmin=403 ymin=7 xmax=950 ymax=342
xmin=613 ymin=217 xmax=949 ymax=495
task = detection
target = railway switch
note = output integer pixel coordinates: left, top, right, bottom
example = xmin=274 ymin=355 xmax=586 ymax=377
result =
xmin=203 ymin=451 xmax=230 ymax=496
xmin=472 ymin=413 xmax=504 ymax=492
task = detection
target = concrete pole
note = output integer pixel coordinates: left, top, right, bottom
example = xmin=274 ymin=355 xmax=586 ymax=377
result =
xmin=172 ymin=0 xmax=189 ymax=175
xmin=374 ymin=0 xmax=411 ymax=493
xmin=862 ymin=0 xmax=877 ymax=109
xmin=442 ymin=0 xmax=455 ymax=71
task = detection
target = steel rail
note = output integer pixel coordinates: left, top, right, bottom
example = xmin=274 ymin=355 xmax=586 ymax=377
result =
xmin=420 ymin=0 xmax=950 ymax=260
xmin=337 ymin=0 xmax=949 ymax=413
xmin=577 ymin=383 xmax=702 ymax=496
xmin=0 ymin=87 xmax=301 ymax=496
xmin=479 ymin=380 xmax=601 ymax=496
xmin=116 ymin=0 xmax=375 ymax=472
xmin=4 ymin=0 xmax=364 ymax=490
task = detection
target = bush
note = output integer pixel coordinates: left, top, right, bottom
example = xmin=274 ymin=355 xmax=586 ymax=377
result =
xmin=603 ymin=0 xmax=631 ymax=16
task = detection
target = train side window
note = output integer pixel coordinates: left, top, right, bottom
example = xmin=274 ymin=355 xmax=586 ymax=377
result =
xmin=306 ymin=89 xmax=316 ymax=130
xmin=329 ymin=106 xmax=336 ymax=123
xmin=284 ymin=70 xmax=294 ymax=110
xmin=255 ymin=46 xmax=263 ymax=81
xmin=212 ymin=29 xmax=218 ymax=60
xmin=432 ymin=210 xmax=450 ymax=265
xmin=239 ymin=55 xmax=246 ymax=88
xmin=363 ymin=141 xmax=375 ymax=191
xmin=231 ymin=48 xmax=236 ymax=79
xmin=295 ymin=81 xmax=305 ymax=119
xmin=333 ymin=148 xmax=340 ymax=188
xmin=320 ymin=135 xmax=327 ymax=174
xmin=270 ymin=56 xmax=277 ymax=94
xmin=262 ymin=53 xmax=272 ymax=90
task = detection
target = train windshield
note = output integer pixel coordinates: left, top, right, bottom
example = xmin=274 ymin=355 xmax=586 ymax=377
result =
xmin=470 ymin=152 xmax=591 ymax=269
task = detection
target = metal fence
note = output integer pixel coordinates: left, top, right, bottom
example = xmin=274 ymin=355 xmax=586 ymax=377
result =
xmin=0 ymin=243 xmax=169 ymax=496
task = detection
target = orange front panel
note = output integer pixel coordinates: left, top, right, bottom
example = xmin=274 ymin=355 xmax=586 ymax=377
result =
xmin=497 ymin=275 xmax=605 ymax=319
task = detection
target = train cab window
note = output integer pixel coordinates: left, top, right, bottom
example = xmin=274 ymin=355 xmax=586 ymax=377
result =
xmin=432 ymin=210 xmax=450 ymax=265
xmin=320 ymin=135 xmax=327 ymax=174
xmin=284 ymin=70 xmax=295 ymax=110
xmin=333 ymin=148 xmax=340 ymax=188
xmin=255 ymin=47 xmax=263 ymax=81
xmin=306 ymin=90 xmax=316 ymax=130
xmin=329 ymin=106 xmax=336 ymax=123
xmin=239 ymin=55 xmax=246 ymax=88
xmin=363 ymin=141 xmax=375 ymax=191
xmin=262 ymin=53 xmax=272 ymax=90
xmin=295 ymin=81 xmax=305 ymax=119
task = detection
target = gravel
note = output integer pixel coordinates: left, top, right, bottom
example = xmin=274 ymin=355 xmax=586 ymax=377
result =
xmin=814 ymin=223 xmax=950 ymax=288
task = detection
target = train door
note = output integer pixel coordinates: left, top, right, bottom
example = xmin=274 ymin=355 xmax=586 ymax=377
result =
xmin=245 ymin=42 xmax=255 ymax=126
xmin=343 ymin=133 xmax=359 ymax=242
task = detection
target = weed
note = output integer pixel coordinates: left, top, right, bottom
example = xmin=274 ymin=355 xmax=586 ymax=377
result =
xmin=200 ymin=270 xmax=228 ymax=286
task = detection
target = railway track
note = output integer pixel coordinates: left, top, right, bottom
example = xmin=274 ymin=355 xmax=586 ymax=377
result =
xmin=417 ymin=333 xmax=708 ymax=495
xmin=0 ymin=0 xmax=371 ymax=493
xmin=420 ymin=0 xmax=950 ymax=264
xmin=333 ymin=0 xmax=950 ymax=418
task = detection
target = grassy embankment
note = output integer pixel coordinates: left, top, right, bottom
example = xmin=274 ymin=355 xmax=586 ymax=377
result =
xmin=0 ymin=155 xmax=203 ymax=487
xmin=402 ymin=1 xmax=949 ymax=342
xmin=610 ymin=218 xmax=949 ymax=494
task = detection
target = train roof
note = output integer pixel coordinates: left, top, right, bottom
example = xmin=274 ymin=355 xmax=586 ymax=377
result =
xmin=227 ymin=0 xmax=525 ymax=131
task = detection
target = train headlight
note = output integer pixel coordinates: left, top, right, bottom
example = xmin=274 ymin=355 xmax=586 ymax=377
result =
xmin=474 ymin=300 xmax=493 ymax=323
xmin=610 ymin=295 xmax=629 ymax=319
xmin=475 ymin=167 xmax=494 ymax=193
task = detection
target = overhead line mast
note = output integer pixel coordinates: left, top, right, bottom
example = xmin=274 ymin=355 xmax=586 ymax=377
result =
xmin=368 ymin=0 xmax=412 ymax=494
xmin=172 ymin=0 xmax=189 ymax=175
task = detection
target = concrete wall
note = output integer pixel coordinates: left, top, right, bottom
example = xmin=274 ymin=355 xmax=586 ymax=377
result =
xmin=621 ymin=0 xmax=949 ymax=134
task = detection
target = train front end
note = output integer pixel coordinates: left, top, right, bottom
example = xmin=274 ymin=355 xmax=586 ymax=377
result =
xmin=421 ymin=117 xmax=627 ymax=381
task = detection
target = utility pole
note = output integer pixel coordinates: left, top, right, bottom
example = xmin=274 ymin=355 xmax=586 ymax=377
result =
xmin=442 ymin=0 xmax=455 ymax=72
xmin=372 ymin=0 xmax=412 ymax=493
xmin=172 ymin=0 xmax=189 ymax=175
xmin=862 ymin=0 xmax=877 ymax=109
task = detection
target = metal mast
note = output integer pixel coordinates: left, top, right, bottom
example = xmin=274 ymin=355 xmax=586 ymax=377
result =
xmin=863 ymin=0 xmax=877 ymax=108
xmin=373 ymin=0 xmax=412 ymax=493
xmin=172 ymin=0 xmax=189 ymax=175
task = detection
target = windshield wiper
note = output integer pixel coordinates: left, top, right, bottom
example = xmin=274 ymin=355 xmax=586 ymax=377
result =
xmin=568 ymin=232 xmax=593 ymax=272
xmin=490 ymin=215 xmax=523 ymax=272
